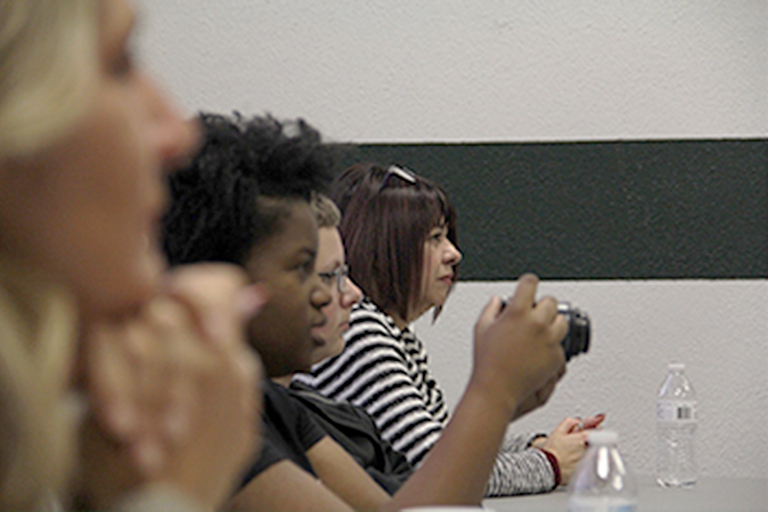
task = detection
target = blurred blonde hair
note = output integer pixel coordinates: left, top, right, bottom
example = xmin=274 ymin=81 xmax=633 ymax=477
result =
xmin=0 ymin=260 xmax=78 ymax=510
xmin=0 ymin=0 xmax=100 ymax=508
xmin=310 ymin=192 xmax=341 ymax=229
xmin=0 ymin=0 xmax=98 ymax=159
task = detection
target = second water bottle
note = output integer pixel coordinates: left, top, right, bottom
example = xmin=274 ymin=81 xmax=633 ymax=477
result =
xmin=567 ymin=430 xmax=637 ymax=512
xmin=656 ymin=362 xmax=698 ymax=487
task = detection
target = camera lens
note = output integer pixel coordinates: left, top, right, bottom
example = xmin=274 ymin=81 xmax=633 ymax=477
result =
xmin=557 ymin=302 xmax=590 ymax=361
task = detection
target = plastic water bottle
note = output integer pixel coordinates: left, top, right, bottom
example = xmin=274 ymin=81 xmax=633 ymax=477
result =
xmin=656 ymin=362 xmax=698 ymax=487
xmin=567 ymin=430 xmax=637 ymax=512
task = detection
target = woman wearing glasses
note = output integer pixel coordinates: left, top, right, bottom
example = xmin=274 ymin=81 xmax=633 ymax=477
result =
xmin=274 ymin=193 xmax=414 ymax=494
xmin=295 ymin=163 xmax=604 ymax=495
xmin=164 ymin=114 xmax=568 ymax=511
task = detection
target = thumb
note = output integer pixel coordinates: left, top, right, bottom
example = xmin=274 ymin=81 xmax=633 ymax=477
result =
xmin=475 ymin=295 xmax=504 ymax=335
xmin=234 ymin=283 xmax=269 ymax=323
xmin=555 ymin=417 xmax=583 ymax=435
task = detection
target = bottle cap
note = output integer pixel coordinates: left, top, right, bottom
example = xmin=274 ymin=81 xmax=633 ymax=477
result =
xmin=588 ymin=430 xmax=618 ymax=445
xmin=668 ymin=363 xmax=685 ymax=371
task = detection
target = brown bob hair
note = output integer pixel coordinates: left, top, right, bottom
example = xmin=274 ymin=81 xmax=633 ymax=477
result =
xmin=328 ymin=162 xmax=458 ymax=322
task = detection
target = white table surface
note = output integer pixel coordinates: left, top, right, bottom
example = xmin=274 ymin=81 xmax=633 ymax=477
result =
xmin=482 ymin=475 xmax=768 ymax=512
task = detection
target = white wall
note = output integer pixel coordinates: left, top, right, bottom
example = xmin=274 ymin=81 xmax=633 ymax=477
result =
xmin=139 ymin=0 xmax=766 ymax=143
xmin=413 ymin=280 xmax=768 ymax=479
xmin=139 ymin=1 xmax=768 ymax=478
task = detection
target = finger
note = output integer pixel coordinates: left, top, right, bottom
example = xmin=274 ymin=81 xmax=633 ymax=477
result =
xmin=476 ymin=295 xmax=504 ymax=331
xmin=85 ymin=322 xmax=139 ymax=440
xmin=121 ymin=316 xmax=173 ymax=476
xmin=533 ymin=295 xmax=559 ymax=322
xmin=516 ymin=373 xmax=559 ymax=418
xmin=556 ymin=360 xmax=567 ymax=380
xmin=506 ymin=273 xmax=539 ymax=314
xmin=143 ymin=295 xmax=213 ymax=447
xmin=164 ymin=265 xmax=266 ymax=348
xmin=555 ymin=417 xmax=583 ymax=434
xmin=582 ymin=413 xmax=606 ymax=429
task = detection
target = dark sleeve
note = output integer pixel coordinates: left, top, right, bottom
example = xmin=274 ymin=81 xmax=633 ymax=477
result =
xmin=239 ymin=381 xmax=327 ymax=489
xmin=288 ymin=381 xmax=414 ymax=495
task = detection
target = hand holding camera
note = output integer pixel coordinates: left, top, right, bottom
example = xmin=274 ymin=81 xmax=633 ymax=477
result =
xmin=500 ymin=298 xmax=591 ymax=362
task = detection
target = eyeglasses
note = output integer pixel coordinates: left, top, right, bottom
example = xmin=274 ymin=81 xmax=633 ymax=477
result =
xmin=318 ymin=264 xmax=350 ymax=294
xmin=378 ymin=165 xmax=417 ymax=192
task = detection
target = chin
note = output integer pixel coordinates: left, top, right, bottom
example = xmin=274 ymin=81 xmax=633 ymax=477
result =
xmin=327 ymin=339 xmax=346 ymax=358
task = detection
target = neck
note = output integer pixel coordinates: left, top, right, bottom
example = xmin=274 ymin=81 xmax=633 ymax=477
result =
xmin=388 ymin=311 xmax=411 ymax=330
xmin=272 ymin=374 xmax=294 ymax=387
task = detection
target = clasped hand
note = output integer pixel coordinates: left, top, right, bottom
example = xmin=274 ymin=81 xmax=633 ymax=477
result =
xmin=76 ymin=264 xmax=266 ymax=511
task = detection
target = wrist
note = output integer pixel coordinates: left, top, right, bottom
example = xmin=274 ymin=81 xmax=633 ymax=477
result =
xmin=535 ymin=448 xmax=562 ymax=489
xmin=465 ymin=371 xmax=521 ymax=420
xmin=528 ymin=434 xmax=548 ymax=448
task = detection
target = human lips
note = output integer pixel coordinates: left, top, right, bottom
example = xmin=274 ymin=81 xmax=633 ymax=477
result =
xmin=312 ymin=313 xmax=327 ymax=329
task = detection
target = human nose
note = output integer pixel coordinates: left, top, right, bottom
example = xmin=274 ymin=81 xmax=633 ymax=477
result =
xmin=444 ymin=240 xmax=462 ymax=265
xmin=341 ymin=277 xmax=363 ymax=308
xmin=311 ymin=275 xmax=332 ymax=310
xmin=141 ymin=72 xmax=201 ymax=173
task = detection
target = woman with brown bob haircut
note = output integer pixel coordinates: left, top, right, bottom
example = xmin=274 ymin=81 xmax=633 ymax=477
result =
xmin=333 ymin=163 xmax=458 ymax=323
xmin=296 ymin=162 xmax=605 ymax=496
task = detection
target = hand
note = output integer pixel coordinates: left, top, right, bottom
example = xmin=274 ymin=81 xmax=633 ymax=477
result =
xmin=471 ymin=274 xmax=567 ymax=421
xmin=537 ymin=418 xmax=591 ymax=485
xmin=78 ymin=264 xmax=265 ymax=511
xmin=579 ymin=413 xmax=606 ymax=431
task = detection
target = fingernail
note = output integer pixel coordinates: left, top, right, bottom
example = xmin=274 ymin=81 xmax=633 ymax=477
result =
xmin=164 ymin=405 xmax=190 ymax=442
xmin=236 ymin=285 xmax=268 ymax=318
xmin=107 ymin=403 xmax=136 ymax=438
xmin=135 ymin=438 xmax=165 ymax=476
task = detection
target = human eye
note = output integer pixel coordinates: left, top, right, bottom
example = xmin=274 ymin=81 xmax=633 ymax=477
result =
xmin=296 ymin=255 xmax=316 ymax=281
xmin=317 ymin=271 xmax=334 ymax=286
xmin=428 ymin=227 xmax=447 ymax=244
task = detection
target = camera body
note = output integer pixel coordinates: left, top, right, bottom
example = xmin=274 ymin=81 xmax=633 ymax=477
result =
xmin=555 ymin=302 xmax=590 ymax=361
xmin=499 ymin=299 xmax=590 ymax=361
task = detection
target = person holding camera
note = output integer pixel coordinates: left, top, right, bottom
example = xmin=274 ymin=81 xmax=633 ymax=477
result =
xmin=163 ymin=112 xmax=570 ymax=511
xmin=294 ymin=163 xmax=604 ymax=495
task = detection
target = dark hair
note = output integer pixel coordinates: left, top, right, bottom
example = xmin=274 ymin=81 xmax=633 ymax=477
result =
xmin=329 ymin=163 xmax=458 ymax=322
xmin=162 ymin=112 xmax=334 ymax=267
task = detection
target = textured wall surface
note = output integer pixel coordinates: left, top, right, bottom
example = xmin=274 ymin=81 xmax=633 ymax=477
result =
xmin=138 ymin=1 xmax=768 ymax=479
xmin=139 ymin=0 xmax=766 ymax=142
xmin=345 ymin=140 xmax=767 ymax=279
xmin=414 ymin=280 xmax=768 ymax=479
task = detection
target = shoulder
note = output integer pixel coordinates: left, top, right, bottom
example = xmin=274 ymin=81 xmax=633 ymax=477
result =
xmin=346 ymin=299 xmax=403 ymax=346
xmin=349 ymin=299 xmax=394 ymax=328
xmin=262 ymin=380 xmax=317 ymax=429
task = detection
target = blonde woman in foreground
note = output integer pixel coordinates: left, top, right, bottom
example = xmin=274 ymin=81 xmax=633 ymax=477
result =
xmin=0 ymin=1 xmax=263 ymax=510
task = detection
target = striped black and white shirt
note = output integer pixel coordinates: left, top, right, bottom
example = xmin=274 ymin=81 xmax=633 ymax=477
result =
xmin=294 ymin=297 xmax=557 ymax=496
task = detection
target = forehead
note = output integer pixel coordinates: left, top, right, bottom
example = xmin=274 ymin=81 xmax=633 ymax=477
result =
xmin=248 ymin=200 xmax=318 ymax=267
xmin=316 ymin=227 xmax=344 ymax=267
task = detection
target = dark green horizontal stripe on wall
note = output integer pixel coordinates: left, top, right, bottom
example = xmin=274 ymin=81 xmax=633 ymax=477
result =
xmin=336 ymin=139 xmax=767 ymax=280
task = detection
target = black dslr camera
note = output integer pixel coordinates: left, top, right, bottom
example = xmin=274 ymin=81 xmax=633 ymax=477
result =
xmin=500 ymin=300 xmax=590 ymax=361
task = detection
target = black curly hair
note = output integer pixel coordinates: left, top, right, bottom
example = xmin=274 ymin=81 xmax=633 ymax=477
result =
xmin=162 ymin=112 xmax=335 ymax=267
